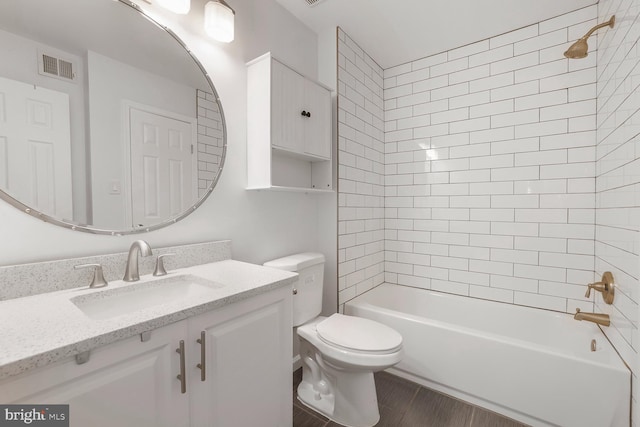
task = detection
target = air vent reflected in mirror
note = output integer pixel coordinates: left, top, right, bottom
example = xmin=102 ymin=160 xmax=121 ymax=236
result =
xmin=38 ymin=51 xmax=76 ymax=82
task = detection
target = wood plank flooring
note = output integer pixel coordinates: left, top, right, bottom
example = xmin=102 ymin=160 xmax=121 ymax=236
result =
xmin=293 ymin=369 xmax=529 ymax=427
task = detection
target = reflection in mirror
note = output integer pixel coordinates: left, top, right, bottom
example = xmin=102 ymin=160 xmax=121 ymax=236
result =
xmin=0 ymin=0 xmax=226 ymax=234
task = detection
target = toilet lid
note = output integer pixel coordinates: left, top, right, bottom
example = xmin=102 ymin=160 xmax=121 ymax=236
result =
xmin=316 ymin=314 xmax=402 ymax=352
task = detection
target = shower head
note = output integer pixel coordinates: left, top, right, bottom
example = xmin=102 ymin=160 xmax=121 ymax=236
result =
xmin=564 ymin=38 xmax=589 ymax=59
xmin=564 ymin=15 xmax=615 ymax=59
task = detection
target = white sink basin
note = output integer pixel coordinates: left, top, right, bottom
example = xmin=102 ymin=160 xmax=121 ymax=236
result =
xmin=71 ymin=274 xmax=223 ymax=320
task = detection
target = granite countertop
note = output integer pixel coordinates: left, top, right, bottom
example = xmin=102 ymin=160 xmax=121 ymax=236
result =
xmin=0 ymin=260 xmax=297 ymax=380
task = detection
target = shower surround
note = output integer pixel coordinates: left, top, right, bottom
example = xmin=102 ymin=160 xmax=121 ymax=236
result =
xmin=381 ymin=7 xmax=598 ymax=313
xmin=339 ymin=7 xmax=599 ymax=314
xmin=338 ymin=1 xmax=640 ymax=423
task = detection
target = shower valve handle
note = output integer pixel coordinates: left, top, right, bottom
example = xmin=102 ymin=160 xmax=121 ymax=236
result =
xmin=585 ymin=282 xmax=606 ymax=298
xmin=584 ymin=272 xmax=615 ymax=304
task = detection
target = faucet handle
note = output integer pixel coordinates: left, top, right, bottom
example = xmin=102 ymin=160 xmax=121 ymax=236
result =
xmin=75 ymin=264 xmax=108 ymax=288
xmin=585 ymin=281 xmax=605 ymax=298
xmin=585 ymin=272 xmax=615 ymax=304
xmin=153 ymin=254 xmax=175 ymax=277
xmin=585 ymin=285 xmax=595 ymax=298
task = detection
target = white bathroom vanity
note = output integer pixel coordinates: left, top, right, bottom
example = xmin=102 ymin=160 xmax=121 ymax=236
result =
xmin=0 ymin=256 xmax=296 ymax=427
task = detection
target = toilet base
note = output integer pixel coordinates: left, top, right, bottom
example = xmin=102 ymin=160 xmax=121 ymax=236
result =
xmin=298 ymin=347 xmax=381 ymax=427
xmin=297 ymin=381 xmax=335 ymax=422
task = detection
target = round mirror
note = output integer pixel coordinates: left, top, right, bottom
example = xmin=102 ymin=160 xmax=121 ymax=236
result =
xmin=0 ymin=0 xmax=226 ymax=234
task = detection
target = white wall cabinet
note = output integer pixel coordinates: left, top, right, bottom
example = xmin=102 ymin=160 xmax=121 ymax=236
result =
xmin=0 ymin=287 xmax=292 ymax=427
xmin=247 ymin=52 xmax=333 ymax=192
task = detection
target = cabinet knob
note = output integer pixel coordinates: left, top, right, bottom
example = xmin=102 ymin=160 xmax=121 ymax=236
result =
xmin=301 ymin=110 xmax=311 ymax=118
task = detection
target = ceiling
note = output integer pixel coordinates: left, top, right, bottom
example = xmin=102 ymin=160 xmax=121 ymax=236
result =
xmin=0 ymin=0 xmax=209 ymax=90
xmin=275 ymin=0 xmax=598 ymax=69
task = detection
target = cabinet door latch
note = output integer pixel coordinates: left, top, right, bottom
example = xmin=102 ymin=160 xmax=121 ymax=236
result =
xmin=75 ymin=351 xmax=91 ymax=365
xmin=140 ymin=331 xmax=152 ymax=342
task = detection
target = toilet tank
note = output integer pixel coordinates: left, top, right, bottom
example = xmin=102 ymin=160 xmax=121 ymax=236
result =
xmin=264 ymin=253 xmax=325 ymax=327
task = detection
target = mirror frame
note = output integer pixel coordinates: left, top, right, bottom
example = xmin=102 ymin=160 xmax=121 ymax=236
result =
xmin=0 ymin=0 xmax=227 ymax=236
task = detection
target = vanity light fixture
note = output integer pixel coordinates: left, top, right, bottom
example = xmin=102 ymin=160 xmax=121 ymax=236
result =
xmin=204 ymin=0 xmax=235 ymax=43
xmin=155 ymin=0 xmax=190 ymax=14
xmin=564 ymin=15 xmax=615 ymax=59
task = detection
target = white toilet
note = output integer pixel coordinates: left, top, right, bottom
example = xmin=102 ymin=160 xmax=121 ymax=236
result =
xmin=264 ymin=253 xmax=403 ymax=427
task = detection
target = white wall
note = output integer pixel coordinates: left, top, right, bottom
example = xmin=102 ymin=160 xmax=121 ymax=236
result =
xmin=317 ymin=28 xmax=339 ymax=315
xmin=381 ymin=7 xmax=599 ymax=313
xmin=0 ymin=0 xmax=337 ymax=306
xmin=595 ymin=0 xmax=640 ymax=423
xmin=87 ymin=50 xmax=198 ymax=229
xmin=336 ymin=29 xmax=386 ymax=309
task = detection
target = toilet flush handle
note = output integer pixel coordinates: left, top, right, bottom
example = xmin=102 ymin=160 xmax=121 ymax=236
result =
xmin=293 ymin=288 xmax=298 ymax=295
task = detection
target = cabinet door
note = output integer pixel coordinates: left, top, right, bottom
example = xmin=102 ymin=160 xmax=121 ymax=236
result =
xmin=303 ymin=80 xmax=331 ymax=159
xmin=189 ymin=287 xmax=292 ymax=427
xmin=0 ymin=321 xmax=189 ymax=427
xmin=271 ymin=59 xmax=305 ymax=153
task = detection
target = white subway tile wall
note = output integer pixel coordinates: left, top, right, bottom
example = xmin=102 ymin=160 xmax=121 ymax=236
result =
xmin=340 ymin=7 xmax=639 ymax=419
xmin=338 ymin=29 xmax=385 ymax=307
xmin=383 ymin=6 xmax=598 ymax=314
xmin=196 ymin=89 xmax=223 ymax=197
xmin=596 ymin=0 xmax=640 ymax=422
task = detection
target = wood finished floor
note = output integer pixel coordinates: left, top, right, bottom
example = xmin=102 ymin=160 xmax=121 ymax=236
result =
xmin=293 ymin=369 xmax=530 ymax=427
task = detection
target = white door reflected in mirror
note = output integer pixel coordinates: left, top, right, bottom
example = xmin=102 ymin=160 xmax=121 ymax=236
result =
xmin=129 ymin=107 xmax=197 ymax=229
xmin=0 ymin=76 xmax=72 ymax=220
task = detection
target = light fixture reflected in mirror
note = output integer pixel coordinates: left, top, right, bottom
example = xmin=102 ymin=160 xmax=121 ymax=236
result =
xmin=205 ymin=0 xmax=235 ymax=43
xmin=155 ymin=0 xmax=190 ymax=14
xmin=564 ymin=15 xmax=615 ymax=59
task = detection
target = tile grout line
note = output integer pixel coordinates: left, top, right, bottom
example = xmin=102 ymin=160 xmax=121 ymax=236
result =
xmin=397 ymin=384 xmax=423 ymax=425
xmin=468 ymin=406 xmax=477 ymax=427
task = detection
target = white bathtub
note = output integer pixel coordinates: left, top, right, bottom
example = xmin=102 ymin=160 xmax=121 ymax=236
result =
xmin=345 ymin=283 xmax=630 ymax=427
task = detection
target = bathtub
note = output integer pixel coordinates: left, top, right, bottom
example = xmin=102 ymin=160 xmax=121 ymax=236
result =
xmin=345 ymin=283 xmax=630 ymax=427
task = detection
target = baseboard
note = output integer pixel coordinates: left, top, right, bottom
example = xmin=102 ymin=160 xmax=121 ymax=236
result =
xmin=292 ymin=354 xmax=302 ymax=371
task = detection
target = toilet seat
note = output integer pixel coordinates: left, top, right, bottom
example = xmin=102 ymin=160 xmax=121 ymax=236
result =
xmin=316 ymin=314 xmax=402 ymax=354
xmin=297 ymin=315 xmax=403 ymax=369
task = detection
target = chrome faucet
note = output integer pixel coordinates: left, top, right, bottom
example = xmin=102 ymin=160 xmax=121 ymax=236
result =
xmin=123 ymin=240 xmax=153 ymax=282
xmin=574 ymin=308 xmax=610 ymax=327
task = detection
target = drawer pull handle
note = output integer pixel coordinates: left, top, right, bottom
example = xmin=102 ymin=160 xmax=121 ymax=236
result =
xmin=176 ymin=340 xmax=186 ymax=394
xmin=196 ymin=331 xmax=206 ymax=382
